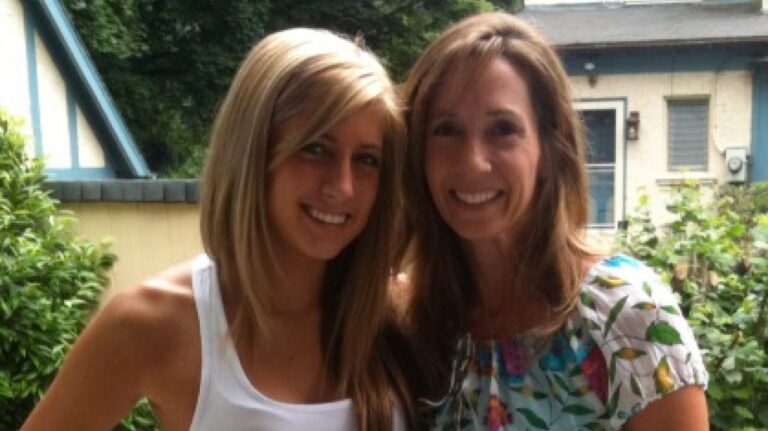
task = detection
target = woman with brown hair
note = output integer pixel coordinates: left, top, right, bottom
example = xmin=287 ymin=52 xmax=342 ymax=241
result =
xmin=400 ymin=12 xmax=708 ymax=430
xmin=23 ymin=28 xmax=412 ymax=430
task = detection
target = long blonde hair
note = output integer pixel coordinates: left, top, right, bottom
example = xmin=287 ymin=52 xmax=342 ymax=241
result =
xmin=400 ymin=12 xmax=593 ymax=397
xmin=200 ymin=28 xmax=410 ymax=429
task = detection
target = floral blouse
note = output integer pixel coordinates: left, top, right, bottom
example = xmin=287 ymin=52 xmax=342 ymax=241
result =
xmin=425 ymin=255 xmax=708 ymax=430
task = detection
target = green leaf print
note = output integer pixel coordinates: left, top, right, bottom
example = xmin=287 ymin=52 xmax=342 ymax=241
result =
xmin=632 ymin=302 xmax=656 ymax=310
xmin=630 ymin=375 xmax=642 ymax=397
xmin=562 ymin=404 xmax=595 ymax=415
xmin=581 ymin=291 xmax=596 ymax=310
xmin=615 ymin=347 xmax=647 ymax=360
xmin=594 ymin=275 xmax=629 ymax=289
xmin=516 ymin=408 xmax=548 ymax=430
xmin=609 ymin=354 xmax=617 ymax=382
xmin=642 ymin=281 xmax=653 ymax=297
xmin=603 ymin=295 xmax=629 ymax=338
xmin=554 ymin=374 xmax=570 ymax=393
xmin=605 ymin=383 xmax=622 ymax=417
xmin=645 ymin=321 xmax=683 ymax=345
xmin=660 ymin=305 xmax=680 ymax=316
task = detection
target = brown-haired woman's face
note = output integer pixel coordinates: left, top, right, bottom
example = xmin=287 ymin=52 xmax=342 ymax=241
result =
xmin=266 ymin=103 xmax=384 ymax=263
xmin=424 ymin=57 xmax=540 ymax=244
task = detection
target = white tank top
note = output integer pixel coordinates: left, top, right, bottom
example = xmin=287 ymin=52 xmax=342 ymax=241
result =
xmin=188 ymin=254 xmax=407 ymax=430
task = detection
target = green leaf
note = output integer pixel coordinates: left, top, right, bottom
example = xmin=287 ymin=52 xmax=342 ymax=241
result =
xmin=630 ymin=375 xmax=642 ymax=397
xmin=642 ymin=282 xmax=653 ymax=297
xmin=580 ymin=291 xmax=596 ymax=310
xmin=734 ymin=405 xmax=754 ymax=419
xmin=603 ymin=295 xmax=629 ymax=338
xmin=660 ymin=305 xmax=680 ymax=316
xmin=632 ymin=302 xmax=656 ymax=310
xmin=561 ymin=404 xmax=595 ymax=415
xmin=645 ymin=321 xmax=683 ymax=346
xmin=515 ymin=408 xmax=548 ymax=429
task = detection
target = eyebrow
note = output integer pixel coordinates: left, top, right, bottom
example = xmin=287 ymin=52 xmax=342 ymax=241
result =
xmin=431 ymin=108 xmax=525 ymax=122
xmin=321 ymin=133 xmax=383 ymax=152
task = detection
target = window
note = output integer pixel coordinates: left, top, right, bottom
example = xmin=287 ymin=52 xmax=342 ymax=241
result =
xmin=576 ymin=100 xmax=626 ymax=229
xmin=668 ymin=100 xmax=709 ymax=171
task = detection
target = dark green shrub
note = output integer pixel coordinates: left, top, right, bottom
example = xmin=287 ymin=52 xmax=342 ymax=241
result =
xmin=619 ymin=182 xmax=768 ymax=430
xmin=0 ymin=110 xmax=158 ymax=430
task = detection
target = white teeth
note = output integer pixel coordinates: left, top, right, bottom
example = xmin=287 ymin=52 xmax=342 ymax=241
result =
xmin=454 ymin=190 xmax=500 ymax=205
xmin=308 ymin=207 xmax=347 ymax=225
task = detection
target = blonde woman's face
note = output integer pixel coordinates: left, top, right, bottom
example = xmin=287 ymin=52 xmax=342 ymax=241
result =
xmin=267 ymin=104 xmax=384 ymax=264
xmin=424 ymin=57 xmax=540 ymax=245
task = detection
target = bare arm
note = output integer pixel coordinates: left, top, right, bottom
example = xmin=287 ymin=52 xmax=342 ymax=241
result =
xmin=624 ymin=386 xmax=709 ymax=431
xmin=21 ymin=288 xmax=160 ymax=431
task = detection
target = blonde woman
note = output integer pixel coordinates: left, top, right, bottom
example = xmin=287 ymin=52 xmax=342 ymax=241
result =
xmin=400 ymin=13 xmax=708 ymax=430
xmin=23 ymin=28 xmax=412 ymax=431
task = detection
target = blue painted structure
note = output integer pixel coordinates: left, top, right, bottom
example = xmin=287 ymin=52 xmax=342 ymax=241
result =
xmin=752 ymin=62 xmax=768 ymax=182
xmin=20 ymin=0 xmax=150 ymax=179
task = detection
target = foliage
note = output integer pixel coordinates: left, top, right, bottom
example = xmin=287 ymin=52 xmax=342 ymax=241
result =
xmin=0 ymin=110 xmax=117 ymax=428
xmin=62 ymin=0 xmax=520 ymax=177
xmin=618 ymin=182 xmax=768 ymax=430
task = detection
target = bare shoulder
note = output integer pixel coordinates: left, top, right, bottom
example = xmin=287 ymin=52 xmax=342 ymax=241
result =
xmin=21 ymin=260 xmax=200 ymax=430
xmin=101 ymin=260 xmax=198 ymax=358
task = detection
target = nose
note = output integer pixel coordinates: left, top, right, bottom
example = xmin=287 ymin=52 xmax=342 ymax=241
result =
xmin=322 ymin=158 xmax=354 ymax=201
xmin=458 ymin=134 xmax=492 ymax=173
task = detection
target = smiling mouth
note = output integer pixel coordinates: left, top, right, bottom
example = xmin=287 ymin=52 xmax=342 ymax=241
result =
xmin=452 ymin=190 xmax=503 ymax=205
xmin=304 ymin=205 xmax=349 ymax=225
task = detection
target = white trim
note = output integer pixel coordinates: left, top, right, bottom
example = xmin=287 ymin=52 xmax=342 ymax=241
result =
xmin=574 ymin=99 xmax=627 ymax=230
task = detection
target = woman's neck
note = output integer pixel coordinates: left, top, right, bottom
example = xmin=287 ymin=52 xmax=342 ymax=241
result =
xmin=464 ymin=236 xmax=551 ymax=337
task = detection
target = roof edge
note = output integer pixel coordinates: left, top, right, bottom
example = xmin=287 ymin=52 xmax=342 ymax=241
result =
xmin=27 ymin=0 xmax=151 ymax=178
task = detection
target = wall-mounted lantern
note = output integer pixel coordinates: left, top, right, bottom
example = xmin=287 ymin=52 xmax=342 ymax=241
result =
xmin=626 ymin=111 xmax=640 ymax=140
xmin=584 ymin=62 xmax=598 ymax=87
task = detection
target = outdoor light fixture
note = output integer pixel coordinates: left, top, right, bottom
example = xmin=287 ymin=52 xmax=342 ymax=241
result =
xmin=584 ymin=62 xmax=598 ymax=87
xmin=626 ymin=111 xmax=640 ymax=140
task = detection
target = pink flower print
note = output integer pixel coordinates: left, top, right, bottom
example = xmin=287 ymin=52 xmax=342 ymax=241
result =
xmin=485 ymin=395 xmax=512 ymax=430
xmin=499 ymin=339 xmax=527 ymax=383
xmin=580 ymin=345 xmax=608 ymax=404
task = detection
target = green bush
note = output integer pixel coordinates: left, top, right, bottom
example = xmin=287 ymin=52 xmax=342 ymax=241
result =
xmin=619 ymin=182 xmax=768 ymax=430
xmin=0 ymin=110 xmax=158 ymax=430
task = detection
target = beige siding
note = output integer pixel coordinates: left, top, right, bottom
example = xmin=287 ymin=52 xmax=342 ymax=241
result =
xmin=62 ymin=203 xmax=202 ymax=300
xmin=572 ymin=70 xmax=751 ymax=225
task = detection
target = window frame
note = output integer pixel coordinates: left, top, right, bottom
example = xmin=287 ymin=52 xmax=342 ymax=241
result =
xmin=574 ymin=99 xmax=627 ymax=230
xmin=666 ymin=97 xmax=710 ymax=172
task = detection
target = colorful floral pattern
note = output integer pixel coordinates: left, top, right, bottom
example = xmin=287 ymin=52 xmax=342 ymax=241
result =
xmin=425 ymin=255 xmax=708 ymax=430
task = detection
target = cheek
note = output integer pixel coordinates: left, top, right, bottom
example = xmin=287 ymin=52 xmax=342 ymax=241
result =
xmin=424 ymin=146 xmax=445 ymax=193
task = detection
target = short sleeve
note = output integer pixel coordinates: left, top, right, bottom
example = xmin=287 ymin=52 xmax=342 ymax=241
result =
xmin=576 ymin=254 xmax=708 ymax=429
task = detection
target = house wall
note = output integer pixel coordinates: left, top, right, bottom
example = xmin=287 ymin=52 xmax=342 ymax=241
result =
xmin=1 ymin=0 xmax=108 ymax=176
xmin=61 ymin=203 xmax=202 ymax=301
xmin=571 ymin=69 xmax=752 ymax=224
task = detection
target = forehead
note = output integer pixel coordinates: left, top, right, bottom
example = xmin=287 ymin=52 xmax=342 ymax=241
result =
xmin=429 ymin=56 xmax=533 ymax=115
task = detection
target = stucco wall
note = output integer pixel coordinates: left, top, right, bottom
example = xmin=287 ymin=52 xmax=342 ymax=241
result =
xmin=571 ymin=69 xmax=752 ymax=224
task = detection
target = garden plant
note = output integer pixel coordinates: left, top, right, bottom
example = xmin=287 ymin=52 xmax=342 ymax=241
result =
xmin=619 ymin=181 xmax=768 ymax=430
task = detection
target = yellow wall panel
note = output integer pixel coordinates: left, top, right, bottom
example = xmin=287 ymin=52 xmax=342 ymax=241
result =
xmin=61 ymin=202 xmax=202 ymax=302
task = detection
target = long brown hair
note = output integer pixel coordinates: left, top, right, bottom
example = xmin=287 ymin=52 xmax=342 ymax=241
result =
xmin=200 ymin=28 xmax=411 ymax=430
xmin=400 ymin=12 xmax=593 ymax=398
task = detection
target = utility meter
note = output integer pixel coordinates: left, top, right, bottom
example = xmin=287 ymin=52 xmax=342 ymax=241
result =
xmin=724 ymin=147 xmax=749 ymax=184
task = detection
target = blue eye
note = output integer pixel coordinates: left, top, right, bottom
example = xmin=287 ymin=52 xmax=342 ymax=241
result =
xmin=301 ymin=142 xmax=325 ymax=156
